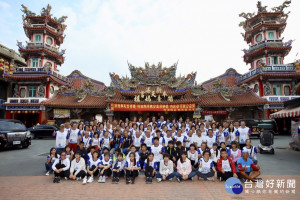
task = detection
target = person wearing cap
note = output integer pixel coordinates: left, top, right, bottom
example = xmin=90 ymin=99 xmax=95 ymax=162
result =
xmin=53 ymin=124 xmax=69 ymax=155
xmin=236 ymin=150 xmax=261 ymax=182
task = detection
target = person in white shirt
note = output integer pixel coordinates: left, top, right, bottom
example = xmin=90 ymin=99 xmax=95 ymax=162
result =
xmin=69 ymin=151 xmax=87 ymax=184
xmin=98 ymin=152 xmax=113 ymax=183
xmin=68 ymin=123 xmax=81 ymax=152
xmin=156 ymin=154 xmax=175 ymax=182
xmin=238 ymin=121 xmax=251 ymax=150
xmin=45 ymin=147 xmax=60 ymax=176
xmin=210 ymin=143 xmax=220 ymax=166
xmin=193 ymin=129 xmax=207 ymax=149
xmin=52 ymin=151 xmax=70 ymax=183
xmin=86 ymin=151 xmax=101 ymax=183
xmin=53 ymin=124 xmax=69 ymax=155
xmin=206 ymin=129 xmax=217 ymax=149
xmin=185 ymin=130 xmax=194 ymax=149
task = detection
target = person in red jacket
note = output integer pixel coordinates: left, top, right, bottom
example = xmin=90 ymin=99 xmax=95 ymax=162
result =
xmin=217 ymin=149 xmax=238 ymax=181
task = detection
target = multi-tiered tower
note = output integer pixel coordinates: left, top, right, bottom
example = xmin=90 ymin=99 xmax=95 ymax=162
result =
xmin=238 ymin=0 xmax=300 ymax=119
xmin=4 ymin=4 xmax=70 ymax=127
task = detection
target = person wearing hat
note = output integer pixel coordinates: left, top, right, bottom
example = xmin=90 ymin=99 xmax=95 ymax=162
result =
xmin=236 ymin=150 xmax=261 ymax=182
xmin=53 ymin=124 xmax=69 ymax=155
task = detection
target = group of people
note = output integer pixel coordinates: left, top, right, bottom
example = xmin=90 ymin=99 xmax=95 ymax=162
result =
xmin=45 ymin=116 xmax=261 ymax=185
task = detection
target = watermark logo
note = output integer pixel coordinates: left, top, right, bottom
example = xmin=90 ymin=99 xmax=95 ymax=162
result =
xmin=225 ymin=177 xmax=243 ymax=194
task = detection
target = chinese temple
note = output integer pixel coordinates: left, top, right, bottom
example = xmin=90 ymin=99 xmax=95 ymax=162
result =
xmin=2 ymin=4 xmax=70 ymax=127
xmin=1 ymin=1 xmax=299 ymax=129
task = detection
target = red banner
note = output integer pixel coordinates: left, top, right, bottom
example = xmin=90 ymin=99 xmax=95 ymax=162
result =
xmin=201 ymin=110 xmax=228 ymax=115
xmin=110 ymin=103 xmax=196 ymax=112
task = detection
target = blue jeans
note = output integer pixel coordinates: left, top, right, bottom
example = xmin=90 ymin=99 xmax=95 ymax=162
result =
xmin=173 ymin=172 xmax=195 ymax=180
xmin=156 ymin=172 xmax=175 ymax=180
xmin=45 ymin=162 xmax=53 ymax=173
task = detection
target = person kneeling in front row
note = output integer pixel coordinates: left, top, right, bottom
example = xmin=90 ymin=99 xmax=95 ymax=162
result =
xmin=69 ymin=151 xmax=88 ymax=184
xmin=216 ymin=149 xmax=238 ymax=181
xmin=156 ymin=153 xmax=175 ymax=182
xmin=52 ymin=151 xmax=70 ymax=183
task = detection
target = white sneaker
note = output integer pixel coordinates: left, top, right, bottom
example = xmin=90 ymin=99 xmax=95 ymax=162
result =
xmin=98 ymin=176 xmax=102 ymax=183
xmin=76 ymin=177 xmax=80 ymax=181
xmin=45 ymin=171 xmax=50 ymax=176
xmin=169 ymin=178 xmax=173 ymax=181
xmin=157 ymin=178 xmax=162 ymax=182
xmin=82 ymin=177 xmax=87 ymax=185
xmin=102 ymin=176 xmax=106 ymax=183
xmin=87 ymin=176 xmax=94 ymax=183
xmin=64 ymin=177 xmax=68 ymax=180
xmin=207 ymin=177 xmax=215 ymax=181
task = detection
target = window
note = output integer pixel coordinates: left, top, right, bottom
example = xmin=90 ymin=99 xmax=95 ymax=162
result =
xmin=31 ymin=58 xmax=41 ymax=67
xmin=28 ymin=86 xmax=36 ymax=97
xmin=268 ymin=32 xmax=275 ymax=40
xmin=273 ymin=84 xmax=281 ymax=95
xmin=20 ymin=88 xmax=26 ymax=98
xmin=284 ymin=86 xmax=291 ymax=96
xmin=253 ymin=84 xmax=259 ymax=93
xmin=35 ymin=35 xmax=41 ymax=42
xmin=271 ymin=56 xmax=278 ymax=65
xmin=255 ymin=34 xmax=262 ymax=42
xmin=46 ymin=37 xmax=53 ymax=45
xmin=50 ymin=86 xmax=54 ymax=94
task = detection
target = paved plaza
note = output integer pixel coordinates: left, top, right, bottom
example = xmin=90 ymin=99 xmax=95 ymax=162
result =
xmin=0 ymin=136 xmax=299 ymax=200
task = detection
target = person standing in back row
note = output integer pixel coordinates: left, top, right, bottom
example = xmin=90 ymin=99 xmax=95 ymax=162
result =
xmin=53 ymin=124 xmax=69 ymax=155
xmin=238 ymin=121 xmax=251 ymax=150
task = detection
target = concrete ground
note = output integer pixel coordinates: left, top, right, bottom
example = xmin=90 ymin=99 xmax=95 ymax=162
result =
xmin=0 ymin=136 xmax=299 ymax=200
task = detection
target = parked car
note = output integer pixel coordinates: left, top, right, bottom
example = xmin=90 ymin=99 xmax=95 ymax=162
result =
xmin=28 ymin=125 xmax=58 ymax=139
xmin=0 ymin=119 xmax=31 ymax=149
xmin=238 ymin=119 xmax=278 ymax=138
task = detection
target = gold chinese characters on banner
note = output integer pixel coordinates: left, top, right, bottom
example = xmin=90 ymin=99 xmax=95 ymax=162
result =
xmin=134 ymin=87 xmax=173 ymax=102
xmin=111 ymin=103 xmax=196 ymax=112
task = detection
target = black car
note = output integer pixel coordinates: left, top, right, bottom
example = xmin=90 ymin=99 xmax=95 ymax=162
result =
xmin=28 ymin=125 xmax=58 ymax=139
xmin=238 ymin=119 xmax=278 ymax=137
xmin=0 ymin=119 xmax=31 ymax=149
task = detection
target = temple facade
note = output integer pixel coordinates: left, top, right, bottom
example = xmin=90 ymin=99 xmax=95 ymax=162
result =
xmin=1 ymin=2 xmax=299 ymax=130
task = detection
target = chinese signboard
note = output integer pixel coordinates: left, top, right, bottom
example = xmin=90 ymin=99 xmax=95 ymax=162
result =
xmin=134 ymin=87 xmax=173 ymax=102
xmin=54 ymin=109 xmax=70 ymax=118
xmin=111 ymin=103 xmax=196 ymax=111
xmin=201 ymin=110 xmax=228 ymax=115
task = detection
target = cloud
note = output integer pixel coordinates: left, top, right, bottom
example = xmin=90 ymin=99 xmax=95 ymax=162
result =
xmin=0 ymin=1 xmax=10 ymax=9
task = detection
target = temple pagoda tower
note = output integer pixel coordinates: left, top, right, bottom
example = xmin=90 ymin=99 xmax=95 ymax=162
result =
xmin=3 ymin=4 xmax=70 ymax=127
xmin=238 ymin=0 xmax=300 ymax=119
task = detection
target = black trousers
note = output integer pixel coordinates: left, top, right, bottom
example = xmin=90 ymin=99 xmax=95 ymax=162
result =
xmin=54 ymin=163 xmax=70 ymax=178
xmin=239 ymin=144 xmax=246 ymax=150
xmin=72 ymin=170 xmax=87 ymax=179
xmin=87 ymin=165 xmax=99 ymax=177
xmin=145 ymin=166 xmax=155 ymax=178
xmin=217 ymin=171 xmax=233 ymax=181
xmin=126 ymin=170 xmax=138 ymax=178
xmin=191 ymin=160 xmax=199 ymax=169
xmin=100 ymin=168 xmax=112 ymax=177
xmin=113 ymin=170 xmax=124 ymax=178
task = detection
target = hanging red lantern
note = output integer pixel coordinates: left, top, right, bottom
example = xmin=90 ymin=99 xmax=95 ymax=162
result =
xmin=4 ymin=62 xmax=9 ymax=65
xmin=0 ymin=63 xmax=3 ymax=67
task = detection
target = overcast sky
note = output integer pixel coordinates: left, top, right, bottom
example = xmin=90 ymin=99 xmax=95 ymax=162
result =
xmin=0 ymin=0 xmax=299 ymax=85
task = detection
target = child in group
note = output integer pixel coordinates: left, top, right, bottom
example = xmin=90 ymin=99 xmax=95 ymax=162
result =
xmin=124 ymin=152 xmax=141 ymax=184
xmin=174 ymin=130 xmax=187 ymax=147
xmin=98 ymin=152 xmax=113 ymax=183
xmin=155 ymin=130 xmax=165 ymax=146
xmin=141 ymin=130 xmax=153 ymax=151
xmin=100 ymin=131 xmax=113 ymax=153
xmin=87 ymin=146 xmax=96 ymax=161
xmin=219 ymin=142 xmax=231 ymax=156
xmin=216 ymin=125 xmax=228 ymax=147
xmin=165 ymin=141 xmax=177 ymax=165
xmin=197 ymin=142 xmax=208 ymax=159
xmin=196 ymin=150 xmax=217 ymax=181
xmin=65 ymin=145 xmax=73 ymax=161
xmin=210 ymin=143 xmax=220 ymax=167
xmin=82 ymin=130 xmax=91 ymax=150
xmin=139 ymin=143 xmax=149 ymax=170
xmin=150 ymin=137 xmax=165 ymax=170
xmin=216 ymin=149 xmax=238 ymax=181
xmin=206 ymin=129 xmax=217 ymax=149
xmin=230 ymin=141 xmax=241 ymax=163
xmin=69 ymin=151 xmax=87 ymax=184
xmin=174 ymin=151 xmax=193 ymax=182
xmin=163 ymin=130 xmax=174 ymax=147
xmin=188 ymin=144 xmax=199 ymax=170
xmin=242 ymin=139 xmax=258 ymax=164
xmin=121 ymin=130 xmax=133 ymax=154
xmin=175 ymin=141 xmax=187 ymax=162
xmin=86 ymin=151 xmax=101 ymax=183
xmin=143 ymin=153 xmax=158 ymax=183
xmin=112 ymin=148 xmax=126 ymax=162
xmin=112 ymin=153 xmax=126 ymax=184
xmin=90 ymin=132 xmax=101 ymax=151
xmin=45 ymin=147 xmax=60 ymax=176
xmin=100 ymin=147 xmax=111 ymax=162
xmin=52 ymin=151 xmax=71 ymax=183
xmin=132 ymin=130 xmax=143 ymax=151
xmin=126 ymin=146 xmax=140 ymax=161
xmin=156 ymin=154 xmax=175 ymax=182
